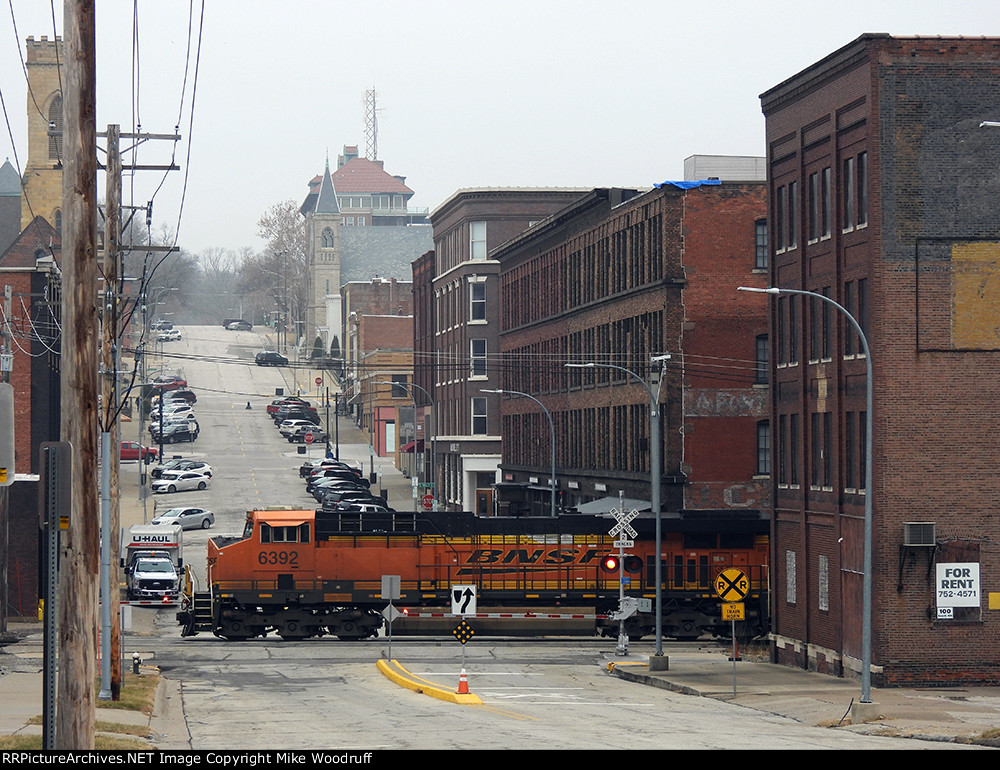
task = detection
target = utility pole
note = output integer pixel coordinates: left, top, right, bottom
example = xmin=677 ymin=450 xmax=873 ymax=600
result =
xmin=0 ymin=285 xmax=10 ymax=637
xmin=59 ymin=0 xmax=99 ymax=749
xmin=100 ymin=124 xmax=122 ymax=701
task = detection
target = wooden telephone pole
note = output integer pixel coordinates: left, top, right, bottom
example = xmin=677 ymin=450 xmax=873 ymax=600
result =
xmin=58 ymin=0 xmax=99 ymax=748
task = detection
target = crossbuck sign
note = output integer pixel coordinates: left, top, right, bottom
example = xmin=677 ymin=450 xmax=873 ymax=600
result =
xmin=609 ymin=507 xmax=638 ymax=548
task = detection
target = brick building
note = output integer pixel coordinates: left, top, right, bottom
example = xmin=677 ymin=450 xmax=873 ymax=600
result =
xmin=761 ymin=34 xmax=1000 ymax=684
xmin=491 ymin=182 xmax=769 ymax=521
xmin=0 ymin=216 xmax=62 ymax=617
xmin=415 ymin=188 xmax=589 ymax=513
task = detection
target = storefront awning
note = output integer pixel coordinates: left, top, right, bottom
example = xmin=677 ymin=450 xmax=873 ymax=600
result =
xmin=400 ymin=439 xmax=425 ymax=453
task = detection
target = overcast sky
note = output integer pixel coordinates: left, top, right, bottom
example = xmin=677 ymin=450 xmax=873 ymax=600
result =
xmin=2 ymin=1 xmax=999 ymax=257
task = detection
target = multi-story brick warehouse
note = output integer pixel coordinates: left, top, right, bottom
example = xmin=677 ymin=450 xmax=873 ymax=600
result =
xmin=414 ymin=188 xmax=590 ymax=514
xmin=490 ymin=182 xmax=769 ymax=522
xmin=760 ymin=34 xmax=1000 ymax=685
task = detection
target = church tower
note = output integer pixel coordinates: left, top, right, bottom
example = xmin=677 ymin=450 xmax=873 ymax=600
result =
xmin=304 ymin=158 xmax=342 ymax=355
xmin=21 ymin=37 xmax=64 ymax=232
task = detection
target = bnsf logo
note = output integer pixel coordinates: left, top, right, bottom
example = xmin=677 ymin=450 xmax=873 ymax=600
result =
xmin=465 ymin=548 xmax=603 ymax=566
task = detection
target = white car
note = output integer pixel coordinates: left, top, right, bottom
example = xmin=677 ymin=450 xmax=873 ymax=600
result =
xmin=157 ymin=329 xmax=182 ymax=342
xmin=279 ymin=419 xmax=316 ymax=438
xmin=151 ymin=506 xmax=215 ymax=529
xmin=152 ymin=471 xmax=211 ymax=494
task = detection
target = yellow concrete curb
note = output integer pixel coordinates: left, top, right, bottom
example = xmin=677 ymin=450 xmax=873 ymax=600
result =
xmin=606 ymin=661 xmax=648 ymax=672
xmin=376 ymin=659 xmax=483 ymax=705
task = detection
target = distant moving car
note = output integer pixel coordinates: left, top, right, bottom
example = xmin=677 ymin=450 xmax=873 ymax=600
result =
xmin=157 ymin=329 xmax=182 ymax=342
xmin=226 ymin=320 xmax=253 ymax=331
xmin=152 ymin=375 xmax=187 ymax=390
xmin=255 ymin=351 xmax=288 ymax=367
xmin=120 ymin=441 xmax=158 ymax=464
xmin=152 ymin=471 xmax=211 ymax=494
xmin=150 ymin=319 xmax=173 ymax=331
xmin=151 ymin=506 xmax=215 ymax=529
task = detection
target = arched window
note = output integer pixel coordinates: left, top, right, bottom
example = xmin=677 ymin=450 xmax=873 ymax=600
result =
xmin=48 ymin=95 xmax=63 ymax=160
xmin=322 ymin=227 xmax=335 ymax=248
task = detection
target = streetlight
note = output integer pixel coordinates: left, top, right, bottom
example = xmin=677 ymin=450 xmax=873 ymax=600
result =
xmin=377 ymin=380 xmax=437 ymax=510
xmin=482 ymin=388 xmax=557 ymax=518
xmin=566 ymin=356 xmax=671 ymax=658
xmin=738 ymin=285 xmax=873 ymax=704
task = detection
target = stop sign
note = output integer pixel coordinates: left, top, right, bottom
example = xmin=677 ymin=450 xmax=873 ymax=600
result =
xmin=304 ymin=432 xmax=316 ymax=444
xmin=422 ymin=494 xmax=434 ymax=510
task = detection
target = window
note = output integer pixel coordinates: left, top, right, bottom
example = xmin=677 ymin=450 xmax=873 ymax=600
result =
xmin=843 ymin=157 xmax=856 ymax=231
xmin=754 ymin=219 xmax=768 ymax=269
xmin=470 ymin=339 xmax=487 ymax=377
xmin=823 ymin=411 xmax=833 ymax=488
xmin=808 ymin=172 xmax=819 ymax=242
xmin=391 ymin=375 xmax=408 ymax=399
xmin=776 ymin=186 xmax=786 ymax=252
xmin=470 ymin=282 xmax=486 ymax=321
xmin=858 ymin=410 xmax=867 ymax=492
xmin=822 ymin=167 xmax=831 ymax=238
xmin=787 ymin=181 xmax=798 ymax=249
xmin=260 ymin=523 xmax=310 ymax=543
xmin=470 ymin=221 xmax=487 ymax=260
xmin=778 ymin=414 xmax=787 ymax=485
xmin=471 ymin=397 xmax=487 ymax=435
xmin=857 ymin=278 xmax=869 ymax=355
xmin=843 ymin=281 xmax=856 ymax=356
xmin=845 ymin=411 xmax=857 ymax=490
xmin=777 ymin=297 xmax=787 ymax=365
xmin=757 ymin=421 xmax=771 ymax=475
xmin=48 ymin=96 xmax=63 ymax=160
xmin=821 ymin=287 xmax=831 ymax=360
xmin=857 ymin=152 xmax=869 ymax=227
xmin=755 ymin=335 xmax=769 ymax=384
xmin=789 ymin=413 xmax=799 ymax=486
xmin=322 ymin=227 xmax=335 ymax=248
xmin=788 ymin=294 xmax=798 ymax=365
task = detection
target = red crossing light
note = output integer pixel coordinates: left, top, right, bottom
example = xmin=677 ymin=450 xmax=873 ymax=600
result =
xmin=601 ymin=555 xmax=620 ymax=572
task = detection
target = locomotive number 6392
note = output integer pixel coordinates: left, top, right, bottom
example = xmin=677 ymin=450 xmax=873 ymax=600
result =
xmin=257 ymin=550 xmax=299 ymax=566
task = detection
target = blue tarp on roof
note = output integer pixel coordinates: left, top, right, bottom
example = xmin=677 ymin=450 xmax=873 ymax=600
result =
xmin=654 ymin=179 xmax=723 ymax=190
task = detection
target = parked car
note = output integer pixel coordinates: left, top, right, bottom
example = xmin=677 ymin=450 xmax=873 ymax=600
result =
xmin=226 ymin=320 xmax=253 ymax=331
xmin=151 ymin=420 xmax=199 ymax=444
xmin=299 ymin=458 xmax=358 ymax=477
xmin=274 ymin=407 xmax=320 ymax=425
xmin=279 ymin=418 xmax=318 ymax=438
xmin=289 ymin=426 xmax=329 ymax=444
xmin=333 ymin=502 xmax=393 ymax=513
xmin=255 ymin=351 xmax=288 ymax=367
xmin=151 ymin=506 xmax=215 ymax=529
xmin=119 ymin=441 xmax=158 ymax=464
xmin=267 ymin=396 xmax=310 ymax=416
xmin=157 ymin=329 xmax=182 ymax=342
xmin=151 ymin=459 xmax=212 ymax=479
xmin=319 ymin=489 xmax=384 ymax=508
xmin=152 ymin=471 xmax=211 ymax=494
xmin=150 ymin=319 xmax=173 ymax=331
xmin=152 ymin=389 xmax=197 ymax=407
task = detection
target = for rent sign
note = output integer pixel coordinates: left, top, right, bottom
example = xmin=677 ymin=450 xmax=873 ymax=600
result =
xmin=936 ymin=563 xmax=980 ymax=616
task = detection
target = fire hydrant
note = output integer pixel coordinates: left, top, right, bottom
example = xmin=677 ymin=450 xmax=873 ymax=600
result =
xmin=132 ymin=652 xmax=142 ymax=675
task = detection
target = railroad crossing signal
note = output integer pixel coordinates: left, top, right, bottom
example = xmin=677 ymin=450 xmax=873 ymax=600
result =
xmin=452 ymin=620 xmax=475 ymax=645
xmin=714 ymin=568 xmax=749 ymax=602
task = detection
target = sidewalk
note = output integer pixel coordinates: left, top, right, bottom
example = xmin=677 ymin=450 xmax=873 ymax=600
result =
xmin=606 ymin=650 xmax=1000 ymax=746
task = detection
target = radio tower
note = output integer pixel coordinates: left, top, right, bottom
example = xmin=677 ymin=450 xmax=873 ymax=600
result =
xmin=364 ymin=88 xmax=378 ymax=161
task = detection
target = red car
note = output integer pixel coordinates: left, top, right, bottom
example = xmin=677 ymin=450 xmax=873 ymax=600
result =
xmin=152 ymin=375 xmax=188 ymax=391
xmin=266 ymin=396 xmax=311 ymax=416
xmin=120 ymin=441 xmax=158 ymax=464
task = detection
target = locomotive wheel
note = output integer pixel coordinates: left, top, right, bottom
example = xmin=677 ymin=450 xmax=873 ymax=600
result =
xmin=218 ymin=621 xmax=252 ymax=641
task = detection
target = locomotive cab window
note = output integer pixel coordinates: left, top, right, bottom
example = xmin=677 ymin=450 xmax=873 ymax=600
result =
xmin=260 ymin=523 xmax=310 ymax=544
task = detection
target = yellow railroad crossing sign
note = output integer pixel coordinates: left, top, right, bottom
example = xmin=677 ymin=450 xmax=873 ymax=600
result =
xmin=714 ymin=568 xmax=749 ymax=602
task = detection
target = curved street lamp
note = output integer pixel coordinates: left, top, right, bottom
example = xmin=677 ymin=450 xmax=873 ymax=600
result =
xmin=566 ymin=356 xmax=671 ymax=658
xmin=739 ymin=285 xmax=873 ymax=704
xmin=482 ymin=388 xmax=557 ymax=518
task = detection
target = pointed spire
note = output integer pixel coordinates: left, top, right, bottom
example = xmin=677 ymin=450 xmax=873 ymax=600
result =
xmin=315 ymin=155 xmax=339 ymax=215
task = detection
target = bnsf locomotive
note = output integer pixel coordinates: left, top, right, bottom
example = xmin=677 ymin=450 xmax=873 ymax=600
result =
xmin=177 ymin=507 xmax=769 ymax=641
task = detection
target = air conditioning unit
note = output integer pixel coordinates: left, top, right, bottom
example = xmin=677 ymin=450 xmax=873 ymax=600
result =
xmin=904 ymin=522 xmax=936 ymax=547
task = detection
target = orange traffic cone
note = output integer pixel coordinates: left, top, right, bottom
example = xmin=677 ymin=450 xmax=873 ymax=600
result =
xmin=457 ymin=668 xmax=469 ymax=694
